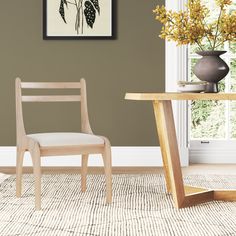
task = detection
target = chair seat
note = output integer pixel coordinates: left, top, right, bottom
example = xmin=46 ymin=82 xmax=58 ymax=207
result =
xmin=27 ymin=132 xmax=104 ymax=147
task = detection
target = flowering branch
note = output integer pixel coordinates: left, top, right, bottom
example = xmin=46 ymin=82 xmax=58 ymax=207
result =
xmin=153 ymin=0 xmax=236 ymax=51
xmin=213 ymin=8 xmax=223 ymax=50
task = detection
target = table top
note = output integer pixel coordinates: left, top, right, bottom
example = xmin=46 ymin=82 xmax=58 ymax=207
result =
xmin=125 ymin=93 xmax=236 ymax=101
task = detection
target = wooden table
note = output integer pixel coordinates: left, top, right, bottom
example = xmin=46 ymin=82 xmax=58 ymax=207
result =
xmin=125 ymin=93 xmax=236 ymax=208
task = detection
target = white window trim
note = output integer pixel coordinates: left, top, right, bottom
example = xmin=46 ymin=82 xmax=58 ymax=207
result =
xmin=165 ymin=0 xmax=236 ymax=164
xmin=165 ymin=0 xmax=189 ymax=166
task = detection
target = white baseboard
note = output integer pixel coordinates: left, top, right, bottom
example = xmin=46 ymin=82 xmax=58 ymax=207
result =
xmin=4 ymin=146 xmax=235 ymax=166
xmin=190 ymin=148 xmax=236 ymax=164
xmin=0 ymin=146 xmax=165 ymax=167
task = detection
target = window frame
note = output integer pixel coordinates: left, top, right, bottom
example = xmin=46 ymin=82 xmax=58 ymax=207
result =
xmin=165 ymin=0 xmax=236 ymax=164
xmin=165 ymin=0 xmax=189 ymax=166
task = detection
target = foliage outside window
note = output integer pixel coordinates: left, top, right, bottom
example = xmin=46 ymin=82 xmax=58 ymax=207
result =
xmin=154 ymin=0 xmax=236 ymax=140
xmin=189 ymin=1 xmax=236 ymax=139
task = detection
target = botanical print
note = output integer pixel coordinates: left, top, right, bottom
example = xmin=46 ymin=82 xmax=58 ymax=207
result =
xmin=44 ymin=0 xmax=112 ymax=38
xmin=59 ymin=0 xmax=100 ymax=35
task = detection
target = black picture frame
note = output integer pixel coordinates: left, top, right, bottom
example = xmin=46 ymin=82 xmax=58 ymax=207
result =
xmin=43 ymin=0 xmax=115 ymax=40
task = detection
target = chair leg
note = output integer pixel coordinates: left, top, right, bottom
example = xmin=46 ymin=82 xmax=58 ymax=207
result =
xmin=102 ymin=141 xmax=112 ymax=204
xmin=29 ymin=142 xmax=41 ymax=211
xmin=16 ymin=148 xmax=25 ymax=198
xmin=81 ymin=154 xmax=89 ymax=192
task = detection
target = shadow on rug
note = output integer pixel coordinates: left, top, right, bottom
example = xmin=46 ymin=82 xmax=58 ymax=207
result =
xmin=0 ymin=174 xmax=235 ymax=236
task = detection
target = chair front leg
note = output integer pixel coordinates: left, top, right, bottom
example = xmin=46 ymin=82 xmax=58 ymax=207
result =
xmin=102 ymin=140 xmax=112 ymax=204
xmin=81 ymin=154 xmax=89 ymax=192
xmin=29 ymin=141 xmax=41 ymax=210
xmin=16 ymin=148 xmax=25 ymax=198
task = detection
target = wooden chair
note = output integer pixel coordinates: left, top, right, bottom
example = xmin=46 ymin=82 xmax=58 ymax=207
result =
xmin=15 ymin=78 xmax=112 ymax=210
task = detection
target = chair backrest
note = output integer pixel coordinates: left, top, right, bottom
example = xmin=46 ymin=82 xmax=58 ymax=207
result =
xmin=15 ymin=78 xmax=92 ymax=146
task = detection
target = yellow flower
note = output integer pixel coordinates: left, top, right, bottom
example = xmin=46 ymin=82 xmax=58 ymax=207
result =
xmin=153 ymin=0 xmax=235 ymax=50
xmin=215 ymin=0 xmax=232 ymax=9
xmin=219 ymin=11 xmax=236 ymax=42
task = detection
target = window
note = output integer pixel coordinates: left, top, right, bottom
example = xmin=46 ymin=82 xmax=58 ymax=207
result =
xmin=189 ymin=1 xmax=236 ymax=142
xmin=165 ymin=0 xmax=236 ymax=164
xmin=189 ymin=45 xmax=236 ymax=140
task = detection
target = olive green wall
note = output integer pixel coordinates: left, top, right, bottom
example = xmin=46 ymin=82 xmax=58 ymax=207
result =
xmin=0 ymin=0 xmax=165 ymax=146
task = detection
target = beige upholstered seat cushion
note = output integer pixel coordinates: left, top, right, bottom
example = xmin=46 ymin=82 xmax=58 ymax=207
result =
xmin=27 ymin=133 xmax=104 ymax=147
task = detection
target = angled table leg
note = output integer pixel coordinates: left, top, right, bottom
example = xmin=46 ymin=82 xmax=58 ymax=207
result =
xmin=125 ymin=92 xmax=236 ymax=208
xmin=153 ymin=100 xmax=185 ymax=208
xmin=153 ymin=100 xmax=214 ymax=208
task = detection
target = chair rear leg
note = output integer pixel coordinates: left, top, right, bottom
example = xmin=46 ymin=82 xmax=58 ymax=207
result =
xmin=29 ymin=142 xmax=41 ymax=210
xmin=16 ymin=148 xmax=25 ymax=198
xmin=81 ymin=154 xmax=89 ymax=192
xmin=102 ymin=141 xmax=112 ymax=204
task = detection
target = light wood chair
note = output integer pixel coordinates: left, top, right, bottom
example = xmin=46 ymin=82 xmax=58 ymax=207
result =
xmin=15 ymin=78 xmax=112 ymax=210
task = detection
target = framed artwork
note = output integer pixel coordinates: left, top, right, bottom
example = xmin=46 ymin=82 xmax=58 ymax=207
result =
xmin=43 ymin=0 xmax=114 ymax=39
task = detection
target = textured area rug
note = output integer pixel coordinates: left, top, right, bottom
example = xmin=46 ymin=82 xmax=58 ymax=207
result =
xmin=0 ymin=174 xmax=236 ymax=236
xmin=0 ymin=173 xmax=10 ymax=184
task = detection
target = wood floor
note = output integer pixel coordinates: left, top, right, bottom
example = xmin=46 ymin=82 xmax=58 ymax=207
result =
xmin=183 ymin=164 xmax=236 ymax=175
xmin=0 ymin=164 xmax=235 ymax=175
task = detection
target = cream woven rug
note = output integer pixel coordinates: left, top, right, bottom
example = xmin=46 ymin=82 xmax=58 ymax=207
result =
xmin=0 ymin=174 xmax=236 ymax=236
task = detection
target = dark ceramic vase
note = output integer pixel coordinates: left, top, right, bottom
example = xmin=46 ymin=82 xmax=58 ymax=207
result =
xmin=193 ymin=51 xmax=229 ymax=93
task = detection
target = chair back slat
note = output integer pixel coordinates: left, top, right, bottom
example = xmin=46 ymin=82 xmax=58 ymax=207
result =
xmin=15 ymin=77 xmax=93 ymax=141
xmin=22 ymin=95 xmax=81 ymax=102
xmin=21 ymin=82 xmax=81 ymax=89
